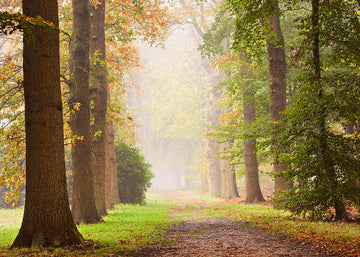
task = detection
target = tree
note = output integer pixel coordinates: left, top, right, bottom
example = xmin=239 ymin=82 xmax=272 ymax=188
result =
xmin=105 ymin=123 xmax=120 ymax=208
xmin=212 ymin=51 xmax=269 ymax=202
xmin=242 ymin=82 xmax=265 ymax=203
xmin=0 ymin=0 xmax=169 ymax=209
xmin=201 ymin=11 xmax=265 ymax=200
xmin=69 ymin=0 xmax=102 ymax=224
xmin=220 ymin=140 xmax=240 ymax=199
xmin=274 ymin=0 xmax=360 ymax=220
xmin=225 ymin=0 xmax=291 ymax=195
xmin=205 ymin=87 xmax=222 ymax=197
xmin=90 ymin=0 xmax=108 ymax=216
xmin=12 ymin=0 xmax=83 ymax=247
xmin=265 ymin=0 xmax=291 ymax=193
xmin=178 ymin=0 xmax=224 ymax=194
xmin=219 ymin=72 xmax=239 ymax=200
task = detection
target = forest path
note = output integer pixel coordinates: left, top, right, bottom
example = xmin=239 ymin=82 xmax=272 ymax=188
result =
xmin=126 ymin=191 xmax=340 ymax=257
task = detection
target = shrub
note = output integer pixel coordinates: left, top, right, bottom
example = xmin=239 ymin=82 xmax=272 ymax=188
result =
xmin=115 ymin=140 xmax=154 ymax=204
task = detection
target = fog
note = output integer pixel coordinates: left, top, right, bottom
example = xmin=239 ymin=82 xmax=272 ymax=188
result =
xmin=127 ymin=24 xmax=210 ymax=191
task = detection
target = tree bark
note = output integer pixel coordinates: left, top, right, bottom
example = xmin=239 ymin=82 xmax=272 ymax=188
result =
xmin=90 ymin=0 xmax=108 ymax=216
xmin=242 ymin=83 xmax=265 ymax=203
xmin=69 ymin=0 xmax=102 ymax=224
xmin=12 ymin=0 xmax=83 ymax=247
xmin=220 ymin=141 xmax=240 ymax=200
xmin=266 ymin=0 xmax=292 ymax=193
xmin=105 ymin=123 xmax=120 ymax=208
xmin=205 ymin=87 xmax=222 ymax=197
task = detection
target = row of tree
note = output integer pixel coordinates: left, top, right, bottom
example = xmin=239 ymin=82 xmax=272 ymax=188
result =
xmin=195 ymin=0 xmax=360 ymax=220
xmin=0 ymin=0 xmax=169 ymax=247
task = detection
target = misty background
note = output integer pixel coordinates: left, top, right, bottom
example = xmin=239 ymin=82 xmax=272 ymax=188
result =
xmin=127 ymin=24 xmax=210 ymax=190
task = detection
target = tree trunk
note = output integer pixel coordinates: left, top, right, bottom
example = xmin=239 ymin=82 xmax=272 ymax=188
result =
xmin=220 ymin=141 xmax=240 ymax=200
xmin=90 ymin=0 xmax=108 ymax=216
xmin=69 ymin=0 xmax=102 ymax=224
xmin=105 ymin=123 xmax=120 ymax=208
xmin=205 ymin=88 xmax=222 ymax=197
xmin=243 ymin=83 xmax=265 ymax=203
xmin=12 ymin=0 xmax=83 ymax=247
xmin=266 ymin=0 xmax=292 ymax=193
xmin=311 ymin=0 xmax=346 ymax=221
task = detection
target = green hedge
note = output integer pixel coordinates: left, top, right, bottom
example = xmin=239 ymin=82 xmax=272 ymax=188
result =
xmin=115 ymin=140 xmax=154 ymax=204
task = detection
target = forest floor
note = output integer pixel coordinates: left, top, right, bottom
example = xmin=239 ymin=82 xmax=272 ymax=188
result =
xmin=123 ymin=191 xmax=340 ymax=257
xmin=1 ymin=191 xmax=357 ymax=256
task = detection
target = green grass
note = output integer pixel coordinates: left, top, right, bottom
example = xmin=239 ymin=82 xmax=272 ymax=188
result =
xmin=1 ymin=192 xmax=359 ymax=256
xmin=0 ymin=196 xmax=176 ymax=256
xmin=78 ymin=199 xmax=174 ymax=253
xmin=0 ymin=208 xmax=23 ymax=247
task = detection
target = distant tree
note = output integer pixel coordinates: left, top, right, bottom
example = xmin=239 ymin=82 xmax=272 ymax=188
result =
xmin=205 ymin=87 xmax=222 ymax=197
xmin=220 ymin=140 xmax=240 ymax=199
xmin=178 ymin=0 xmax=223 ymax=195
xmin=115 ymin=140 xmax=153 ymax=205
xmin=69 ymin=0 xmax=102 ymax=224
xmin=11 ymin=0 xmax=83 ymax=247
xmin=105 ymin=123 xmax=120 ymax=208
xmin=201 ymin=12 xmax=265 ymax=201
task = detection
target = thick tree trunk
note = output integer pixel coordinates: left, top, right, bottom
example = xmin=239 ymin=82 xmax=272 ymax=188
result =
xmin=105 ymin=123 xmax=120 ymax=208
xmin=12 ymin=0 xmax=83 ymax=247
xmin=90 ymin=0 xmax=108 ymax=216
xmin=69 ymin=0 xmax=102 ymax=224
xmin=266 ymin=0 xmax=292 ymax=193
xmin=220 ymin=141 xmax=240 ymax=200
xmin=205 ymin=88 xmax=222 ymax=197
xmin=243 ymin=84 xmax=265 ymax=203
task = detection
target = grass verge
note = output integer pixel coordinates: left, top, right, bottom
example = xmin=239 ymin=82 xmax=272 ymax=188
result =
xmin=0 ymin=197 xmax=175 ymax=256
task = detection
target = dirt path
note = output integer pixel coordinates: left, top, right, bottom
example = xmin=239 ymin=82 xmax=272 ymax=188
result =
xmin=124 ymin=195 xmax=340 ymax=257
xmin=128 ymin=218 xmax=339 ymax=257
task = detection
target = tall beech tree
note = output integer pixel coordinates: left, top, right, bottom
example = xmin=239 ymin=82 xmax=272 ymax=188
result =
xmin=211 ymin=52 xmax=268 ymax=203
xmin=69 ymin=0 xmax=102 ymax=224
xmin=225 ymin=0 xmax=290 ymax=193
xmin=220 ymin=140 xmax=240 ymax=199
xmin=90 ymin=0 xmax=108 ymax=216
xmin=219 ymin=72 xmax=240 ymax=200
xmin=12 ymin=0 xmax=83 ymax=247
xmin=242 ymin=81 xmax=265 ymax=203
xmin=265 ymin=0 xmax=291 ymax=193
xmin=0 ymin=0 xmax=169 ymax=208
xmin=205 ymin=87 xmax=222 ymax=197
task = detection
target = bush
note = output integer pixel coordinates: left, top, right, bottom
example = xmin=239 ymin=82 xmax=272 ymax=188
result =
xmin=115 ymin=140 xmax=154 ymax=204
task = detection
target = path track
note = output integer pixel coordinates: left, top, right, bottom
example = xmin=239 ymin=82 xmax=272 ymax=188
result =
xmin=129 ymin=218 xmax=339 ymax=256
xmin=125 ymin=194 xmax=340 ymax=257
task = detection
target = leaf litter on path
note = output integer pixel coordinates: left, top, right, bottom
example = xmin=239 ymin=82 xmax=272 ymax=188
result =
xmin=125 ymin=217 xmax=340 ymax=256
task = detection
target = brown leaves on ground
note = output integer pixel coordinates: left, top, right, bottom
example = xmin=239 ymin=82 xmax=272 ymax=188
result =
xmin=126 ymin=218 xmax=340 ymax=257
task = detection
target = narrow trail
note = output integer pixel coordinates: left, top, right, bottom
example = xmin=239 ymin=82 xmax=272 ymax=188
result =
xmin=125 ymin=193 xmax=340 ymax=257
